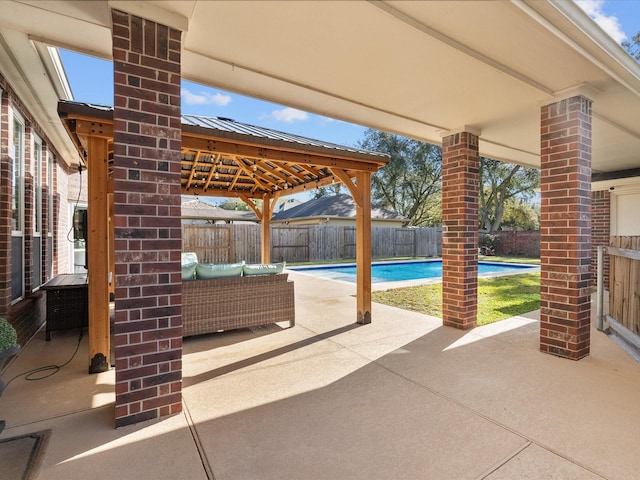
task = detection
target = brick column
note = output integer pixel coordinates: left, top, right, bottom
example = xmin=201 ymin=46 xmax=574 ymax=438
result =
xmin=591 ymin=190 xmax=610 ymax=287
xmin=540 ymin=95 xmax=592 ymax=360
xmin=112 ymin=10 xmax=183 ymax=427
xmin=441 ymin=131 xmax=479 ymax=330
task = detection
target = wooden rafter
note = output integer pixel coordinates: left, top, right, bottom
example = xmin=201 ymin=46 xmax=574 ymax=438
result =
xmin=62 ymin=106 xmax=387 ymax=201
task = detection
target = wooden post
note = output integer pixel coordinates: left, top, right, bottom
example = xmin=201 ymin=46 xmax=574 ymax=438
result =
xmin=262 ymin=194 xmax=272 ymax=264
xmin=355 ymin=172 xmax=372 ymax=324
xmin=86 ymin=137 xmax=110 ymax=373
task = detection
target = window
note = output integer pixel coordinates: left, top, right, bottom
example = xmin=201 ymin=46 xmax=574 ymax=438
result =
xmin=11 ymin=111 xmax=25 ymax=302
xmin=34 ymin=137 xmax=42 ymax=235
xmin=32 ymin=135 xmax=43 ymax=289
xmin=46 ymin=151 xmax=54 ymax=280
xmin=12 ymin=115 xmax=24 ymax=233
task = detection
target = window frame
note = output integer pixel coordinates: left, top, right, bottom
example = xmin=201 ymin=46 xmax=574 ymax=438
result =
xmin=11 ymin=109 xmax=26 ymax=303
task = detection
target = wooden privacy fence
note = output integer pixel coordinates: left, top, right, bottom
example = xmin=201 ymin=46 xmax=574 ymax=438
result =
xmin=183 ymin=224 xmax=442 ymax=264
xmin=597 ymin=236 xmax=640 ymax=351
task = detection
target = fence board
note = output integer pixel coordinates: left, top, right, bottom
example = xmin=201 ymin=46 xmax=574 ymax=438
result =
xmin=609 ymin=236 xmax=640 ymax=335
xmin=183 ymin=224 xmax=442 ymax=264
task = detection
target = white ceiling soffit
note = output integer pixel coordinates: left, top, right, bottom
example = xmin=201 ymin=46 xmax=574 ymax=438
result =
xmin=0 ymin=26 xmax=79 ymax=165
xmin=179 ymin=0 xmax=640 ymax=172
xmin=1 ymin=0 xmax=639 ymax=172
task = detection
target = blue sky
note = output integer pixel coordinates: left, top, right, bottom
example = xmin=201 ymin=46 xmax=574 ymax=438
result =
xmin=59 ymin=57 xmax=368 ymax=149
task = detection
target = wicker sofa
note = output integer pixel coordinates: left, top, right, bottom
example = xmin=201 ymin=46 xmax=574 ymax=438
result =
xmin=181 ymin=263 xmax=295 ymax=337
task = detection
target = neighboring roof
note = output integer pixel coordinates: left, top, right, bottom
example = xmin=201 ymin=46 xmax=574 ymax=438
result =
xmin=277 ymin=198 xmax=303 ymax=212
xmin=181 ymin=198 xmax=257 ymax=222
xmin=57 ymin=101 xmax=389 ymax=200
xmin=272 ymin=194 xmax=406 ymax=222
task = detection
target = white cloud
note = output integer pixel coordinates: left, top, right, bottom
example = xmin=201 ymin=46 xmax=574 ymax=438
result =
xmin=575 ymin=0 xmax=627 ymax=43
xmin=270 ymin=107 xmax=309 ymax=123
xmin=181 ymin=88 xmax=232 ymax=106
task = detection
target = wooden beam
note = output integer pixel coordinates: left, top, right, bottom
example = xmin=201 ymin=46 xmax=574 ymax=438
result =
xmin=86 ymin=137 xmax=110 ymax=373
xmin=183 ymin=135 xmax=383 ymax=172
xmin=269 ymin=191 xmax=281 ymax=218
xmin=262 ymin=194 xmax=272 ymax=264
xmin=239 ymin=194 xmax=263 ymax=221
xmin=355 ymin=171 xmax=372 ymax=325
xmin=75 ymin=120 xmax=114 ymax=139
xmin=64 ymin=112 xmax=386 ymax=168
xmin=331 ymin=168 xmax=362 ymax=207
xmin=278 ymin=175 xmax=334 ymax=197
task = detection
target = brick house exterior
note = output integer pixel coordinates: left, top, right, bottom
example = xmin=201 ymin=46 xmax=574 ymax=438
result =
xmin=0 ymin=71 xmax=73 ymax=346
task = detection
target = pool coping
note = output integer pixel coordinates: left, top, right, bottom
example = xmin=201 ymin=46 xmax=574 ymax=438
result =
xmin=288 ymin=259 xmax=540 ymax=291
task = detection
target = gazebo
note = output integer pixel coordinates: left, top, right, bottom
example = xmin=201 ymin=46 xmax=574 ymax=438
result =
xmin=57 ymin=100 xmax=388 ymax=375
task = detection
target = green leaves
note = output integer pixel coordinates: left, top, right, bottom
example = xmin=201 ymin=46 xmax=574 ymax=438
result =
xmin=479 ymin=158 xmax=539 ymax=232
xmin=622 ymin=31 xmax=640 ymax=62
xmin=358 ymin=129 xmax=442 ymax=226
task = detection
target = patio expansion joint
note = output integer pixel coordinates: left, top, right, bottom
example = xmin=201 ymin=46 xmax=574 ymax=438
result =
xmin=182 ymin=402 xmax=216 ymax=480
xmin=369 ymin=360 xmax=610 ymax=480
xmin=475 ymin=441 xmax=532 ymax=479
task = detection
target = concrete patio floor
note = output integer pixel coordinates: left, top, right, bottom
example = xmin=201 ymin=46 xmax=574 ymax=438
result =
xmin=1 ymin=271 xmax=639 ymax=479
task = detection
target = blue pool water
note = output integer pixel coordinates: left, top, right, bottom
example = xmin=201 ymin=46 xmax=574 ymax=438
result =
xmin=290 ymin=260 xmax=537 ymax=284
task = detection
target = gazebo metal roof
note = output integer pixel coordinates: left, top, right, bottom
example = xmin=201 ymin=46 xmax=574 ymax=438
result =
xmin=57 ymin=100 xmax=389 ymax=200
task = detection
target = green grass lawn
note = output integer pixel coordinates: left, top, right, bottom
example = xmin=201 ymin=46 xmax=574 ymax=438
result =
xmin=479 ymin=255 xmax=540 ymax=265
xmin=372 ymin=271 xmax=540 ymax=326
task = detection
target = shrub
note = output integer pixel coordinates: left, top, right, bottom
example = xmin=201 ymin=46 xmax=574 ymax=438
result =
xmin=0 ymin=318 xmax=17 ymax=352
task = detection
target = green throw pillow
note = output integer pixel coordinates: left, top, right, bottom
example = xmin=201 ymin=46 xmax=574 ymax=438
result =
xmin=243 ymin=262 xmax=285 ymax=276
xmin=182 ymin=262 xmax=197 ymax=281
xmin=196 ymin=262 xmax=245 ymax=279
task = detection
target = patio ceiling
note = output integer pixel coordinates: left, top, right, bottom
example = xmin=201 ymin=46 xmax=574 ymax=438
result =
xmin=2 ymin=0 xmax=640 ymax=174
xmin=57 ymin=101 xmax=388 ymax=199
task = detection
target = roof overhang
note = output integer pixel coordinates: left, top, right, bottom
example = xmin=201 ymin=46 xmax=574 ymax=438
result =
xmin=0 ymin=25 xmax=78 ymax=165
xmin=3 ymin=0 xmax=640 ymax=173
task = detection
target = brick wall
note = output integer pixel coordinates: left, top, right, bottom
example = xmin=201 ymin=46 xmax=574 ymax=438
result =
xmin=112 ymin=9 xmax=183 ymax=428
xmin=486 ymin=230 xmax=540 ymax=257
xmin=539 ymin=96 xmax=592 ymax=360
xmin=53 ymin=158 xmax=65 ymax=276
xmin=67 ymin=168 xmax=89 ymax=204
xmin=0 ymin=72 xmax=63 ymax=343
xmin=591 ymin=190 xmax=610 ymax=287
xmin=441 ymin=131 xmax=479 ymax=330
xmin=0 ymin=83 xmax=10 ymax=317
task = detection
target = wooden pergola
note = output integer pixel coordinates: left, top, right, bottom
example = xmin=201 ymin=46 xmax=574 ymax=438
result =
xmin=57 ymin=101 xmax=389 ymax=370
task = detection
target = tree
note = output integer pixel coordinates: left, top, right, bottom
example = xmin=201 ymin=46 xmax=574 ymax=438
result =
xmin=313 ymin=183 xmax=342 ymax=199
xmin=357 ymin=129 xmax=442 ymax=226
xmin=219 ymin=199 xmax=250 ymax=211
xmin=622 ymin=31 xmax=640 ymax=62
xmin=500 ymin=197 xmax=540 ymax=231
xmin=479 ymin=158 xmax=539 ymax=232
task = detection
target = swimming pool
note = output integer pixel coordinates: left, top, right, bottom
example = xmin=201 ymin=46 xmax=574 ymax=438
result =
xmin=290 ymin=260 xmax=538 ymax=284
